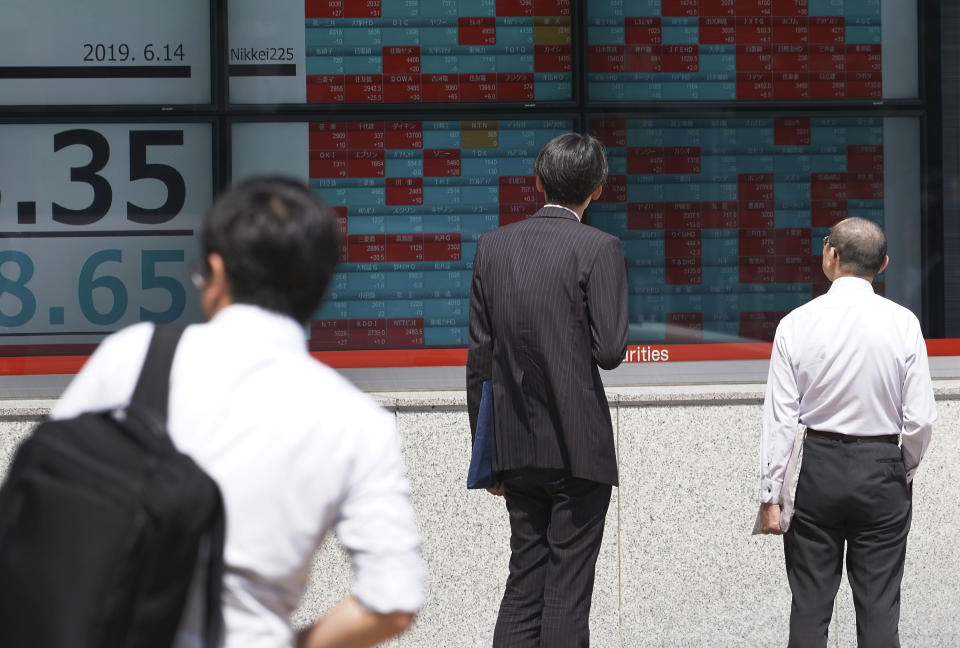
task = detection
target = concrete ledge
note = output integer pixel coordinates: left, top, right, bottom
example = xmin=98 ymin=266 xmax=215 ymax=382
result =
xmin=5 ymin=379 xmax=960 ymax=418
xmin=0 ymin=399 xmax=57 ymax=419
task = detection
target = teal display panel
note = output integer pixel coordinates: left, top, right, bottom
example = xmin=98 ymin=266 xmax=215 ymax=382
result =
xmin=587 ymin=116 xmax=920 ymax=343
xmin=229 ymin=0 xmax=573 ymax=104
xmin=586 ymin=0 xmax=918 ymax=102
xmin=231 ymin=118 xmax=574 ymax=349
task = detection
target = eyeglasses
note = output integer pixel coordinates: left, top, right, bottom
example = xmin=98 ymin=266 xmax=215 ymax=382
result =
xmin=188 ymin=259 xmax=207 ymax=290
xmin=823 ymin=235 xmax=839 ymax=257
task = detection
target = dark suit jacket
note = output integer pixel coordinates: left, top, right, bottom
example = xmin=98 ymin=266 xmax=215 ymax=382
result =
xmin=466 ymin=206 xmax=629 ymax=486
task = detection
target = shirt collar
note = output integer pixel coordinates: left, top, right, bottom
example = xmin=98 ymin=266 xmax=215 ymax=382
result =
xmin=827 ymin=276 xmax=876 ymax=294
xmin=207 ymin=303 xmax=308 ymax=352
xmin=542 ymin=203 xmax=582 ymax=221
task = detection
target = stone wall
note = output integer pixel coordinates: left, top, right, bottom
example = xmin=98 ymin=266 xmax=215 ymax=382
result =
xmin=2 ymin=385 xmax=957 ymax=646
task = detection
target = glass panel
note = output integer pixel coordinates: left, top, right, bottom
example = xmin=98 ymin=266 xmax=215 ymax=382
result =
xmin=0 ymin=0 xmax=938 ymax=377
xmin=0 ymin=0 xmax=211 ymax=105
xmin=941 ymin=3 xmax=960 ymax=336
xmin=228 ymin=0 xmax=573 ymax=104
xmin=586 ymin=115 xmax=921 ymax=343
xmin=0 ymin=123 xmax=213 ymax=352
xmin=585 ymin=0 xmax=917 ymax=102
xmin=232 ymin=117 xmax=574 ymax=350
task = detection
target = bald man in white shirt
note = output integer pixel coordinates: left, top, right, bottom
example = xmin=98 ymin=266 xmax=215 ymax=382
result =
xmin=757 ymin=217 xmax=936 ymax=648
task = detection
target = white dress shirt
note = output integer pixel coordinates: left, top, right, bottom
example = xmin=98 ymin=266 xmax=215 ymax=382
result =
xmin=53 ymin=304 xmax=426 ymax=648
xmin=761 ymin=277 xmax=936 ymax=504
xmin=543 ymin=203 xmax=581 ymax=221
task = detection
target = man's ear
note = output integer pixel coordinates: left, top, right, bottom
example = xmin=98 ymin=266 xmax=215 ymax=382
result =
xmin=535 ymin=175 xmax=545 ymax=195
xmin=207 ymin=253 xmax=228 ymax=288
xmin=201 ymin=252 xmax=233 ymax=319
xmin=590 ymin=184 xmax=603 ymax=201
xmin=877 ymin=255 xmax=889 ymax=275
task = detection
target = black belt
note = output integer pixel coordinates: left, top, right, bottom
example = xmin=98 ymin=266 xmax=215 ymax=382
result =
xmin=806 ymin=428 xmax=899 ymax=444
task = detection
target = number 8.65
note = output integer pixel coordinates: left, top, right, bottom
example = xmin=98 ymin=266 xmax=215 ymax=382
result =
xmin=0 ymin=249 xmax=186 ymax=328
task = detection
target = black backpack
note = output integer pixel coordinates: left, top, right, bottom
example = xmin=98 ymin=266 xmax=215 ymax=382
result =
xmin=0 ymin=326 xmax=226 ymax=648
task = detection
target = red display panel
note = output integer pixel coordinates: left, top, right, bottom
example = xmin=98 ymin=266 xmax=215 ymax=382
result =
xmin=588 ymin=0 xmax=892 ymax=101
xmin=589 ymin=116 xmax=888 ymax=343
xmin=304 ymin=1 xmax=573 ymax=104
xmin=306 ymin=118 xmax=572 ymax=350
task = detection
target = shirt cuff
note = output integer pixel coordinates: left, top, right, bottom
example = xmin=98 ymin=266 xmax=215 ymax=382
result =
xmin=760 ymin=477 xmax=782 ymax=505
xmin=352 ymin=554 xmax=427 ymax=614
xmin=905 ymin=465 xmax=918 ymax=483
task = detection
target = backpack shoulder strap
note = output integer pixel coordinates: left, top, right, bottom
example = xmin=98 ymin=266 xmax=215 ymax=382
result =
xmin=203 ymin=491 xmax=226 ymax=648
xmin=131 ymin=325 xmax=225 ymax=647
xmin=129 ymin=325 xmax=184 ymax=431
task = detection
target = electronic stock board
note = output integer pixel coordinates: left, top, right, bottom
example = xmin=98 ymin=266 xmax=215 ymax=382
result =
xmin=0 ymin=0 xmax=923 ymax=360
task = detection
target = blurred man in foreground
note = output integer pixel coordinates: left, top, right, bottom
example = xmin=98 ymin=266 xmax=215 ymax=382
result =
xmin=54 ymin=176 xmax=426 ymax=648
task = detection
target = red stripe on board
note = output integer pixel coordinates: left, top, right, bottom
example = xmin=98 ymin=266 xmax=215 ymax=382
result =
xmin=622 ymin=343 xmax=772 ymax=363
xmin=311 ymin=348 xmax=468 ymax=368
xmin=923 ymin=339 xmax=960 ymax=357
xmin=4 ymin=340 xmax=960 ymax=375
xmin=0 ymin=356 xmax=90 ymax=375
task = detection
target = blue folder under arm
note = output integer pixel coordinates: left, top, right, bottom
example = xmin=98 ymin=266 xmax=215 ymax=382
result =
xmin=467 ymin=380 xmax=494 ymax=489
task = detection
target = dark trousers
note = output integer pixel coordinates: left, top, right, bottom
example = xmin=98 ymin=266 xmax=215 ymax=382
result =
xmin=785 ymin=435 xmax=912 ymax=648
xmin=492 ymin=469 xmax=612 ymax=648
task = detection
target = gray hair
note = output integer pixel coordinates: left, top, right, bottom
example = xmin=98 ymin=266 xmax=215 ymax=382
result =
xmin=827 ymin=217 xmax=887 ymax=276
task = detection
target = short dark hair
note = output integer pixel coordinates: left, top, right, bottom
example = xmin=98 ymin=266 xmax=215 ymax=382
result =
xmin=202 ymin=176 xmax=340 ymax=323
xmin=533 ymin=133 xmax=608 ymax=206
xmin=827 ymin=217 xmax=887 ymax=277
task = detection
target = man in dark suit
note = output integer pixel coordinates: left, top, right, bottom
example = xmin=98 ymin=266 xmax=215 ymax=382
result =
xmin=466 ymin=132 xmax=629 ymax=648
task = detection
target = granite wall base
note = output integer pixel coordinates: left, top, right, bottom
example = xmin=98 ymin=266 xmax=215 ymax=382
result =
xmin=1 ymin=389 xmax=957 ymax=647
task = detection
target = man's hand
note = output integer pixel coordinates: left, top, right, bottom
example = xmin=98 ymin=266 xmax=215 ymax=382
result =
xmin=486 ymin=482 xmax=504 ymax=497
xmin=759 ymin=502 xmax=783 ymax=535
xmin=296 ymin=596 xmax=414 ymax=648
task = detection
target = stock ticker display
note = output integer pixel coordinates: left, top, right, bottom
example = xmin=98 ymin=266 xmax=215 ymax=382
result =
xmin=2 ymin=1 xmax=918 ymax=357
xmin=587 ymin=0 xmax=884 ymax=101
xmin=587 ymin=116 xmax=884 ymax=343
xmin=302 ymin=116 xmax=884 ymax=350
xmin=307 ymin=118 xmax=572 ymax=350
xmin=304 ymin=0 xmax=573 ymax=103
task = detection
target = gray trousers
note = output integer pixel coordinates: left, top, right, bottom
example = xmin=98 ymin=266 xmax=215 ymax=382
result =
xmin=785 ymin=434 xmax=913 ymax=648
